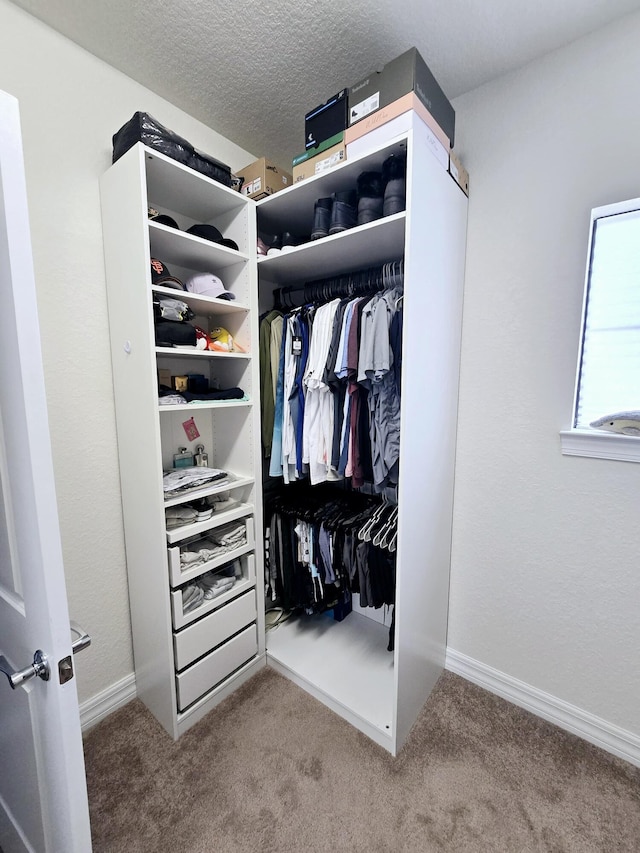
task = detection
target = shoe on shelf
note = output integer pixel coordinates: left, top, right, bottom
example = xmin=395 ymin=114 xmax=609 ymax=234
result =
xmin=328 ymin=189 xmax=357 ymax=235
xmin=382 ymin=152 xmax=407 ymax=217
xmin=356 ymin=170 xmax=384 ymax=226
xmin=310 ymin=197 xmax=333 ymax=241
xmin=281 ymin=232 xmax=303 ymax=253
xmin=191 ymin=498 xmax=213 ymax=521
xmin=258 ymin=232 xmax=281 ymax=256
xmin=266 ymin=234 xmax=282 ymax=256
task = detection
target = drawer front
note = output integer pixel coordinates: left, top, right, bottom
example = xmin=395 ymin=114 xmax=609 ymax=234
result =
xmin=173 ymin=590 xmax=256 ymax=671
xmin=176 ymin=624 xmax=258 ymax=712
xmin=169 ymin=516 xmax=255 ymax=587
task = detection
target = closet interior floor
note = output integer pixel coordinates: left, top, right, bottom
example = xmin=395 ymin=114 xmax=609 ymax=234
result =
xmin=266 ymin=610 xmax=394 ymax=748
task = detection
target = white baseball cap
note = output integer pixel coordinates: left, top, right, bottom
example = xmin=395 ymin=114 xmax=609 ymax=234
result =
xmin=184 ymin=272 xmax=236 ymax=300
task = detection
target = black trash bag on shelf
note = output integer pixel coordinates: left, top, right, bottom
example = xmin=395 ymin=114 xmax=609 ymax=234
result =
xmin=112 ymin=112 xmax=232 ymax=187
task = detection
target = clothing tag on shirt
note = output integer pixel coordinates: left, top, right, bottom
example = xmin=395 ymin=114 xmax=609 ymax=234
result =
xmin=292 ymin=335 xmax=302 ymax=356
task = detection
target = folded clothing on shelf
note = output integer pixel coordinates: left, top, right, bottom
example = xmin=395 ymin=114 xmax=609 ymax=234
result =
xmin=210 ymin=521 xmax=247 ymax=547
xmin=163 ymin=467 xmax=228 ymax=497
xmin=182 ymin=583 xmax=205 ymax=612
xmin=158 ymin=386 xmax=246 ymax=404
xmin=179 ymin=523 xmax=247 ymax=570
xmin=164 ymin=491 xmax=236 ymax=530
xmin=180 ymin=559 xmax=243 ymax=613
xmin=166 ymin=505 xmax=198 ymax=529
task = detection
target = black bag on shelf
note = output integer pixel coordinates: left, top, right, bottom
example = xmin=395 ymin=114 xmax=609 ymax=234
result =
xmin=112 ymin=112 xmax=232 ymax=187
xmin=155 ymin=320 xmax=197 ymax=348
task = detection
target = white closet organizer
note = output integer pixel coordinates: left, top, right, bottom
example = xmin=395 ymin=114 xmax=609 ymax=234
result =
xmin=100 ymin=144 xmax=265 ymax=739
xmin=256 ymin=119 xmax=468 ymax=754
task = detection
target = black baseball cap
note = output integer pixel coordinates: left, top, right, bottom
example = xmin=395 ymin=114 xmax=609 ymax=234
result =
xmin=148 ymin=207 xmax=180 ymax=229
xmin=150 ymin=258 xmax=185 ymax=290
xmin=186 ymin=223 xmax=239 ymax=252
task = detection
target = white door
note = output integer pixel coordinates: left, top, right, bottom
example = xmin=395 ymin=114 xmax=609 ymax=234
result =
xmin=0 ymin=91 xmax=92 ymax=852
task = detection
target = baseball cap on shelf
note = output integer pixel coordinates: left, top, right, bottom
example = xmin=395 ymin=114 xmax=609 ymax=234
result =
xmin=148 ymin=207 xmax=180 ymax=229
xmin=184 ymin=272 xmax=236 ymax=301
xmin=186 ymin=223 xmax=239 ymax=252
xmin=150 ymin=258 xmax=185 ymax=290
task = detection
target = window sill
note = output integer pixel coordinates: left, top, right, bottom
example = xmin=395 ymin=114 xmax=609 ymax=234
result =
xmin=560 ymin=429 xmax=640 ymax=462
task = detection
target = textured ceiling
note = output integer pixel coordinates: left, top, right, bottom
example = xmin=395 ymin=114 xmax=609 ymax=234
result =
xmin=8 ymin=0 xmax=640 ymax=169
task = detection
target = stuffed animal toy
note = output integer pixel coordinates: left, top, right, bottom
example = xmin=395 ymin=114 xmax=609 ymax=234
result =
xmin=208 ymin=327 xmax=248 ymax=353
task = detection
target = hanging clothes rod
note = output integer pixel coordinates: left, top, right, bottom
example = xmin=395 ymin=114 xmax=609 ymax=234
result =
xmin=274 ymin=258 xmax=404 ymax=309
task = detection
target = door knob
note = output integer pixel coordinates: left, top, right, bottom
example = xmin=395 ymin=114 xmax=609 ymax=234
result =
xmin=0 ymin=650 xmax=50 ymax=689
xmin=1 ymin=622 xmax=91 ymax=690
xmin=70 ymin=621 xmax=91 ymax=654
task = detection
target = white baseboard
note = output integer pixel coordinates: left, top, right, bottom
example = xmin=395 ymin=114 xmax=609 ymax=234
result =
xmin=79 ymin=673 xmax=137 ymax=733
xmin=445 ymin=647 xmax=640 ymax=769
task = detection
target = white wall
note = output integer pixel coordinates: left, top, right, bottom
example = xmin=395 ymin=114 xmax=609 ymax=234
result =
xmin=449 ymin=12 xmax=640 ymax=738
xmin=0 ymin=0 xmax=255 ymax=704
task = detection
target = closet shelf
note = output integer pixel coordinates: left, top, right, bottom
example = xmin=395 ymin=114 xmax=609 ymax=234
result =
xmin=144 ymin=146 xmax=246 ymax=220
xmin=257 ymin=213 xmax=405 ymax=286
xmin=166 ymin=500 xmax=254 ymax=544
xmin=149 ymin=221 xmax=250 ymax=271
xmin=155 ymin=347 xmax=251 ymax=360
xmin=256 ymin=137 xmax=408 ymax=229
xmin=152 ymin=284 xmax=249 ymax=314
xmin=158 ymin=399 xmax=252 ymax=413
xmin=266 ymin=611 xmax=394 ymax=747
xmin=163 ymin=474 xmax=255 ymax=508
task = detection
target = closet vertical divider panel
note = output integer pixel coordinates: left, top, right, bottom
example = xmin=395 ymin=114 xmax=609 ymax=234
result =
xmin=100 ymin=143 xmax=265 ymax=740
xmin=100 ymin=146 xmax=174 ymax=733
xmin=393 ymin=120 xmax=468 ymax=750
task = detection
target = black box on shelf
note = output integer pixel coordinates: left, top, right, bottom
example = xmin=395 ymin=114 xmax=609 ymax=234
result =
xmin=348 ymin=47 xmax=455 ymax=147
xmin=305 ymin=90 xmax=349 ymax=151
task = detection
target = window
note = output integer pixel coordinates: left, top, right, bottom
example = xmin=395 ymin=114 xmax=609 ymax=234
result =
xmin=562 ymin=197 xmax=640 ymax=461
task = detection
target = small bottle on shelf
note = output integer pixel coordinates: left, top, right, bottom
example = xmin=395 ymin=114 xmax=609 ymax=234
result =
xmin=173 ymin=447 xmax=194 ymax=468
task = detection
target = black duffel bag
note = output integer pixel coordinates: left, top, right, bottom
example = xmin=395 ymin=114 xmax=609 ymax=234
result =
xmin=155 ymin=320 xmax=197 ymax=348
xmin=112 ymin=112 xmax=232 ymax=187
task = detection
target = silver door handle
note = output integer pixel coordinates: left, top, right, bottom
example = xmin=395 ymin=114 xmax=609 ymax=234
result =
xmin=70 ymin=621 xmax=91 ymax=654
xmin=0 ymin=650 xmax=50 ymax=689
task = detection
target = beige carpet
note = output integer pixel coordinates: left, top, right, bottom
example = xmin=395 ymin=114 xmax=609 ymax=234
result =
xmin=83 ymin=668 xmax=640 ymax=852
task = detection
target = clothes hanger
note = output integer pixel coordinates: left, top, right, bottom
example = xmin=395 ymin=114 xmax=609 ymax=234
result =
xmin=357 ymin=504 xmax=386 ymax=541
xmin=372 ymin=506 xmax=398 ymax=547
xmin=379 ymin=508 xmax=399 ymax=550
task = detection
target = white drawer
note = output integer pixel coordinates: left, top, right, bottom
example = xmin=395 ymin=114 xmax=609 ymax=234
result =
xmin=168 ymin=516 xmax=255 ymax=587
xmin=171 ymin=555 xmax=256 ymax=630
xmin=176 ymin=624 xmax=258 ymax=712
xmin=173 ymin=589 xmax=256 ymax=671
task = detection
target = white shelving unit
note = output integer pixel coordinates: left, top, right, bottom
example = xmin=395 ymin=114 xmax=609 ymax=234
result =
xmin=100 ymin=144 xmax=265 ymax=739
xmin=256 ymin=118 xmax=468 ymax=754
xmin=99 ymin=121 xmax=467 ymax=753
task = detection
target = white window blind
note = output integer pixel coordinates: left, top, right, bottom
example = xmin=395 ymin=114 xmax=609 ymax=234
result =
xmin=574 ymin=204 xmax=640 ymax=429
